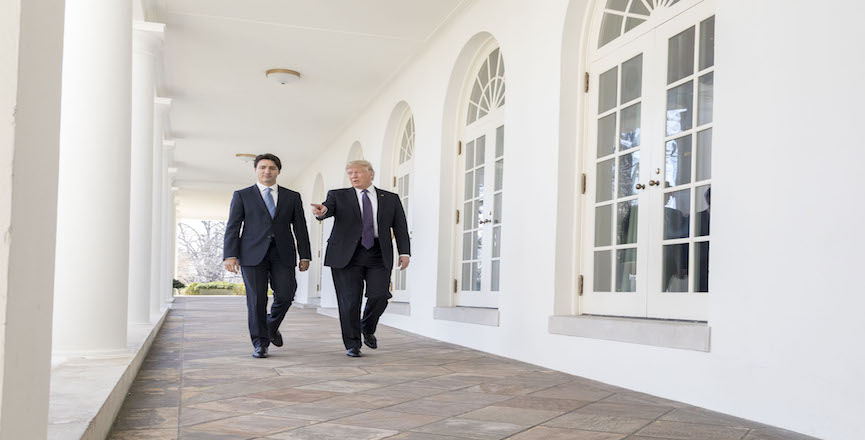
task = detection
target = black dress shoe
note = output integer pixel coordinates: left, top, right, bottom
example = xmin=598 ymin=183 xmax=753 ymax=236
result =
xmin=362 ymin=333 xmax=377 ymax=349
xmin=346 ymin=348 xmax=362 ymax=357
xmin=252 ymin=346 xmax=268 ymax=358
xmin=269 ymin=329 xmax=283 ymax=347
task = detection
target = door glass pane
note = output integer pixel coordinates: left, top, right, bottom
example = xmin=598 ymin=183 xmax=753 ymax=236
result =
xmin=666 ymin=81 xmax=693 ymax=136
xmin=495 ymin=159 xmax=504 ymax=191
xmin=699 ymin=16 xmax=715 ymax=70
xmin=461 ymin=263 xmax=471 ymax=291
xmin=664 ymin=135 xmax=692 ymax=188
xmin=492 ymin=226 xmax=502 ymax=258
xmin=463 ymin=201 xmax=472 ymax=230
xmin=629 ymin=0 xmax=650 ymax=15
xmin=471 ymin=262 xmax=481 ymax=291
xmin=698 ymin=72 xmax=713 ymax=125
xmin=476 ymin=136 xmax=486 ymax=165
xmin=496 ymin=125 xmax=505 ymax=157
xmin=664 ymin=189 xmax=690 ymax=239
xmin=475 ymin=200 xmax=485 ymax=227
xmin=594 ymin=250 xmax=612 ymax=292
xmin=595 ymin=205 xmax=612 ymax=247
xmin=695 ymin=241 xmax=709 ymax=292
xmin=493 ymin=193 xmax=502 ymax=224
xmin=599 ymin=66 xmax=618 ymax=113
xmin=667 ymin=26 xmax=695 ymax=84
xmin=625 ymin=17 xmax=645 ymax=33
xmin=663 ymin=243 xmax=689 ymax=292
xmin=620 ymin=103 xmax=641 ymax=150
xmin=599 ymin=14 xmax=624 ymax=48
xmin=696 ymin=185 xmax=711 ymax=237
xmin=606 ymin=0 xmax=628 ymax=12
xmin=621 ymin=54 xmax=643 ymax=104
xmin=618 ymin=151 xmax=640 ymax=197
xmin=472 ymin=230 xmax=481 ymax=259
xmin=616 ymin=200 xmax=638 ymax=245
xmin=491 ymin=260 xmax=500 ymax=292
xmin=464 ymin=172 xmax=472 ymax=200
xmin=462 ymin=232 xmax=472 ymax=259
xmin=598 ymin=113 xmax=617 ymax=157
xmin=696 ymin=128 xmax=712 ymax=181
xmin=465 ymin=140 xmax=475 ymax=169
xmin=616 ymin=248 xmax=637 ymax=292
xmin=596 ymin=159 xmax=615 ymax=202
xmin=474 ymin=167 xmax=485 ymax=198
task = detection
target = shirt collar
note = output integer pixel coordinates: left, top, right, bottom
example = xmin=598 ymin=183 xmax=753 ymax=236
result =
xmin=256 ymin=182 xmax=277 ymax=193
xmin=354 ymin=185 xmax=376 ymax=195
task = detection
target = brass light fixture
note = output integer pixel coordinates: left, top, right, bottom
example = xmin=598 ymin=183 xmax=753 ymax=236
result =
xmin=235 ymin=153 xmax=256 ymax=163
xmin=265 ymin=68 xmax=301 ymax=85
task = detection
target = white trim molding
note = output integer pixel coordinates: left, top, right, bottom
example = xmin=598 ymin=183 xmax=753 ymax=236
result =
xmin=434 ymin=306 xmax=499 ymax=326
xmin=549 ymin=314 xmax=710 ymax=351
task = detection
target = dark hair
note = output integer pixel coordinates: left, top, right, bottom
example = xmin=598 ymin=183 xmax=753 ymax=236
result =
xmin=254 ymin=153 xmax=282 ymax=170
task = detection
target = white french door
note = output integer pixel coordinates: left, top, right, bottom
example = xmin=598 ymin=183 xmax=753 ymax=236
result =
xmin=391 ymin=112 xmax=414 ymax=302
xmin=583 ymin=0 xmax=714 ymax=321
xmin=455 ymin=107 xmax=505 ymax=307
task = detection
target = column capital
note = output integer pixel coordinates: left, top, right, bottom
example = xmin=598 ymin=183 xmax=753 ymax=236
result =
xmin=132 ymin=21 xmax=165 ymax=56
xmin=167 ymin=167 xmax=178 ymax=175
xmin=163 ymin=139 xmax=176 ymax=150
xmin=154 ymin=96 xmax=172 ymax=109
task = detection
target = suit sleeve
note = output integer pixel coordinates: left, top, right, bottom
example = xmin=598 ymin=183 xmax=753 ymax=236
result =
xmin=223 ymin=191 xmax=244 ymax=259
xmin=292 ymin=193 xmax=312 ymax=260
xmin=392 ymin=194 xmax=411 ymax=256
xmin=316 ymin=189 xmax=338 ymax=221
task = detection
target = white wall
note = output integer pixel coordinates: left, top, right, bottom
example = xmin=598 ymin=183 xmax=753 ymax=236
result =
xmin=0 ymin=0 xmax=65 ymax=437
xmin=286 ymin=0 xmax=864 ymax=438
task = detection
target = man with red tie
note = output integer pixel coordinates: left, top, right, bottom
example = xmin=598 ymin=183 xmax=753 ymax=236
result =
xmin=311 ymin=160 xmax=410 ymax=357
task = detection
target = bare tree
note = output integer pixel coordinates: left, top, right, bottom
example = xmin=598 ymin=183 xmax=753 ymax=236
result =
xmin=176 ymin=220 xmax=230 ymax=283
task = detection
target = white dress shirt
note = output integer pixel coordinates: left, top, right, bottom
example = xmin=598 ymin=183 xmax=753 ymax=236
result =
xmin=256 ymin=182 xmax=278 ymax=206
xmin=354 ymin=185 xmax=379 ymax=238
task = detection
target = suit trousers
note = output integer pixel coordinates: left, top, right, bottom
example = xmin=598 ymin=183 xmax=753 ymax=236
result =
xmin=240 ymin=240 xmax=297 ymax=349
xmin=331 ymin=240 xmax=392 ymax=350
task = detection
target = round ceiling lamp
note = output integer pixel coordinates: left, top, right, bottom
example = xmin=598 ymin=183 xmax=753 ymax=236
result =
xmin=235 ymin=153 xmax=256 ymax=163
xmin=265 ymin=68 xmax=301 ymax=85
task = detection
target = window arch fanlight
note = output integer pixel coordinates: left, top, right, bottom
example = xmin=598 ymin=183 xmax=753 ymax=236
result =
xmin=465 ymin=47 xmax=505 ymax=125
xmin=398 ymin=113 xmax=415 ymax=166
xmin=598 ymin=0 xmax=683 ymax=48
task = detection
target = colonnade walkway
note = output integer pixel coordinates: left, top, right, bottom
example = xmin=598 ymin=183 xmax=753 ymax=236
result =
xmin=108 ymin=297 xmax=814 ymax=440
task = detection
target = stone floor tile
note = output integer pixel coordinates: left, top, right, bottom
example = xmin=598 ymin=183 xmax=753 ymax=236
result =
xmin=528 ymin=382 xmax=614 ymax=401
xmin=660 ymin=407 xmax=768 ymax=428
xmin=386 ymin=398 xmax=487 ymax=417
xmin=333 ymin=409 xmax=446 ymax=430
xmin=246 ymin=387 xmax=343 ymax=402
xmin=426 ymin=390 xmax=514 ymax=405
xmin=108 ymin=428 xmax=179 ymax=440
xmin=458 ymin=406 xmax=562 ymax=426
xmin=178 ymin=407 xmax=239 ymax=427
xmin=383 ymin=432 xmax=467 ymax=440
xmin=412 ymin=418 xmax=526 ymax=440
xmin=180 ymin=428 xmax=256 ymax=440
xmin=575 ymin=401 xmax=674 ymax=419
xmin=188 ymin=396 xmax=292 ymax=413
xmin=256 ymin=403 xmax=368 ymax=421
xmin=504 ymin=426 xmax=625 ymax=440
xmin=123 ymin=388 xmax=181 ymax=409
xmin=742 ymin=427 xmax=821 ymax=440
xmin=494 ymin=395 xmax=591 ymax=412
xmin=362 ymin=383 xmax=446 ymax=400
xmin=265 ymin=422 xmax=398 ymax=440
xmin=635 ymin=420 xmax=750 ymax=440
xmin=542 ymin=412 xmax=652 ymax=434
xmin=296 ymin=379 xmax=389 ymax=393
xmin=184 ymin=414 xmax=310 ymax=437
xmin=113 ymin=407 xmax=179 ymax=430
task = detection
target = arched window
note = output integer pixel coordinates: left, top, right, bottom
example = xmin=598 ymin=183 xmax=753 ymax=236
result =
xmin=582 ymin=0 xmax=714 ymax=321
xmin=392 ymin=110 xmax=414 ymax=298
xmin=455 ymin=41 xmax=506 ymax=308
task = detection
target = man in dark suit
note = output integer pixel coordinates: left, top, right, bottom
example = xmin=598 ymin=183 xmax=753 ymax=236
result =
xmin=223 ymin=153 xmax=312 ymax=358
xmin=311 ymin=160 xmax=410 ymax=357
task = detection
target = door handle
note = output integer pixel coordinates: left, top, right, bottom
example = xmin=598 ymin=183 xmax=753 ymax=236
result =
xmin=635 ymin=183 xmax=646 ymax=190
xmin=648 ymin=180 xmax=660 ymax=186
xmin=479 ymin=219 xmax=492 ymax=224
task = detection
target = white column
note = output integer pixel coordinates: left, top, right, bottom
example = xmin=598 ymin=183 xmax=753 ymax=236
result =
xmin=128 ymin=22 xmax=164 ymax=324
xmin=0 ymin=0 xmax=64 ymax=436
xmin=163 ymin=166 xmax=177 ymax=306
xmin=53 ymin=0 xmax=132 ymax=353
xmin=150 ymin=102 xmax=171 ymax=318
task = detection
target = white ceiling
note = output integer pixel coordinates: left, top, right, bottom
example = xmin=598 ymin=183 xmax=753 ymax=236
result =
xmin=149 ymin=0 xmax=468 ymax=196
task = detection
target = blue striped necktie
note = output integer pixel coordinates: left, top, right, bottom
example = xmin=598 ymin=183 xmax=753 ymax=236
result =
xmin=264 ymin=187 xmax=276 ymax=218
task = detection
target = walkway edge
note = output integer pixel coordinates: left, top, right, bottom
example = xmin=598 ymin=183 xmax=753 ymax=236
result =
xmin=47 ymin=305 xmax=172 ymax=440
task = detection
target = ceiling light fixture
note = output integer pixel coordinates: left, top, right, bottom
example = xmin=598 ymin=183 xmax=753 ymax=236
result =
xmin=236 ymin=153 xmax=256 ymax=163
xmin=265 ymin=68 xmax=301 ymax=85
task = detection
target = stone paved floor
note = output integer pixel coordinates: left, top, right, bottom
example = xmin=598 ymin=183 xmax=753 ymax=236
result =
xmin=108 ymin=297 xmax=817 ymax=440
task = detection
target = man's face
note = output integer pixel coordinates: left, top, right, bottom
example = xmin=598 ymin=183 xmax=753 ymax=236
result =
xmin=346 ymin=166 xmax=373 ymax=189
xmin=255 ymin=159 xmax=280 ymax=185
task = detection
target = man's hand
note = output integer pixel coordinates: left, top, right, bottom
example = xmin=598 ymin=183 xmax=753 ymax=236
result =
xmin=299 ymin=260 xmax=310 ymax=272
xmin=224 ymin=257 xmax=239 ymax=274
xmin=398 ymin=256 xmax=410 ymax=270
xmin=310 ymin=203 xmax=327 ymax=217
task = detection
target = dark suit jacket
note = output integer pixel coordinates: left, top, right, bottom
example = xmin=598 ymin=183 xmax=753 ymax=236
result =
xmin=317 ymin=187 xmax=410 ymax=271
xmin=224 ymin=185 xmax=312 ymax=266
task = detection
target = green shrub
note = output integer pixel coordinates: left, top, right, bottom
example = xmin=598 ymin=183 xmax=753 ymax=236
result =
xmin=173 ymin=279 xmax=186 ymax=289
xmin=183 ymin=281 xmax=246 ymax=295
